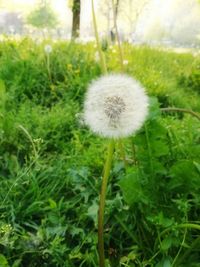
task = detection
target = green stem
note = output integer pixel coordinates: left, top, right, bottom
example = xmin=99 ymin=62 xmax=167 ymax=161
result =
xmin=161 ymin=107 xmax=200 ymax=121
xmin=118 ymin=139 xmax=127 ymax=167
xmin=98 ymin=140 xmax=115 ymax=267
xmin=171 ymin=226 xmax=187 ymax=266
xmin=91 ymin=0 xmax=107 ymax=74
xmin=154 ymin=223 xmax=200 ymax=250
xmin=178 ymin=223 xmax=200 ymax=230
xmin=17 ymin=124 xmax=38 ymax=159
xmin=114 ymin=214 xmax=138 ymax=244
xmin=46 ymin=53 xmax=52 ymax=82
xmin=176 ymin=235 xmax=200 ymax=265
xmin=144 ymin=123 xmax=154 ymax=176
xmin=131 ymin=140 xmax=136 ymax=165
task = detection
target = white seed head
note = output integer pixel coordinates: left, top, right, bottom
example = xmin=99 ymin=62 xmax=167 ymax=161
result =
xmin=123 ymin=60 xmax=129 ymax=65
xmin=44 ymin=44 xmax=52 ymax=54
xmin=83 ymin=74 xmax=149 ymax=138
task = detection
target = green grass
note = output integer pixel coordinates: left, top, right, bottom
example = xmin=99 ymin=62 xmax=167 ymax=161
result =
xmin=0 ymin=38 xmax=200 ymax=267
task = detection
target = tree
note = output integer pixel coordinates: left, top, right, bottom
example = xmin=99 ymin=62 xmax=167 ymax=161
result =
xmin=98 ymin=0 xmax=148 ymax=41
xmin=27 ymin=1 xmax=58 ymax=30
xmin=98 ymin=0 xmax=112 ymax=37
xmin=71 ymin=0 xmax=81 ymax=39
xmin=98 ymin=0 xmax=120 ymax=41
xmin=119 ymin=0 xmax=149 ymax=36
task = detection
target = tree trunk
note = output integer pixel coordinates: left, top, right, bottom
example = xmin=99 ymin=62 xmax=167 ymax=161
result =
xmin=71 ymin=0 xmax=81 ymax=39
xmin=115 ymin=0 xmax=120 ymax=18
xmin=111 ymin=0 xmax=120 ymax=43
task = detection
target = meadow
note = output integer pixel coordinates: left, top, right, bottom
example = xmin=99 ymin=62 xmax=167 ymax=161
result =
xmin=0 ymin=38 xmax=200 ymax=267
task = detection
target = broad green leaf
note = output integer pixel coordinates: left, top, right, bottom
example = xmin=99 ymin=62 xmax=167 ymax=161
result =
xmin=156 ymin=257 xmax=172 ymax=267
xmin=12 ymin=259 xmax=21 ymax=267
xmin=163 ymin=258 xmax=172 ymax=267
xmin=119 ymin=168 xmax=144 ymax=205
xmin=0 ymin=254 xmax=9 ymax=267
xmin=147 ymin=97 xmax=161 ymax=120
xmin=152 ymin=140 xmax=169 ymax=157
xmin=194 ymin=161 xmax=200 ymax=174
xmin=48 ymin=198 xmax=57 ymax=209
xmin=169 ymin=161 xmax=200 ymax=191
xmin=87 ymin=201 xmax=98 ymax=223
xmin=160 ymin=236 xmax=172 ymax=251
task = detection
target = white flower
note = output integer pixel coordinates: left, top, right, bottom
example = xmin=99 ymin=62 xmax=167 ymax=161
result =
xmin=44 ymin=44 xmax=52 ymax=54
xmin=123 ymin=60 xmax=129 ymax=65
xmin=83 ymin=74 xmax=149 ymax=138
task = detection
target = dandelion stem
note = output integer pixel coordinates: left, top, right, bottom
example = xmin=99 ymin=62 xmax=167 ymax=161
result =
xmin=161 ymin=107 xmax=200 ymax=121
xmin=46 ymin=53 xmax=52 ymax=83
xmin=91 ymin=0 xmax=107 ymax=74
xmin=144 ymin=123 xmax=154 ymax=176
xmin=118 ymin=139 xmax=127 ymax=167
xmin=131 ymin=140 xmax=137 ymax=165
xmin=98 ymin=140 xmax=115 ymax=267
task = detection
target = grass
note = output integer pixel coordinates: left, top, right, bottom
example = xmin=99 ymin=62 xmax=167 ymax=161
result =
xmin=0 ymin=38 xmax=200 ymax=267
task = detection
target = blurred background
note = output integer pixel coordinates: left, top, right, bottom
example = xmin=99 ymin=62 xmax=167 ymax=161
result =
xmin=0 ymin=0 xmax=200 ymax=47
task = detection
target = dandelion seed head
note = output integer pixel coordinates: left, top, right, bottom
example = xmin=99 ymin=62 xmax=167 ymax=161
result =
xmin=84 ymin=74 xmax=149 ymax=138
xmin=104 ymin=96 xmax=126 ymax=128
xmin=123 ymin=59 xmax=129 ymax=65
xmin=44 ymin=44 xmax=52 ymax=54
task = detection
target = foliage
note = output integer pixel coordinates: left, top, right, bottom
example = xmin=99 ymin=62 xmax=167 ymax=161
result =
xmin=178 ymin=58 xmax=200 ymax=94
xmin=27 ymin=3 xmax=58 ymax=29
xmin=0 ymin=38 xmax=199 ymax=266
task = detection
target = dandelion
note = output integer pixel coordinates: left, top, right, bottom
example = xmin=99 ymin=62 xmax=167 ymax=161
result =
xmin=84 ymin=74 xmax=149 ymax=139
xmin=84 ymin=74 xmax=148 ymax=267
xmin=44 ymin=45 xmax=52 ymax=82
xmin=123 ymin=59 xmax=129 ymax=65
xmin=44 ymin=44 xmax=53 ymax=54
